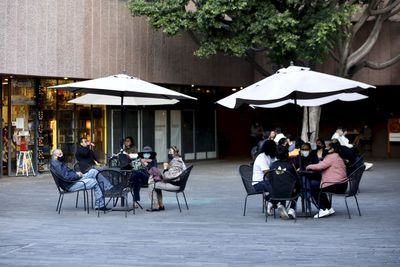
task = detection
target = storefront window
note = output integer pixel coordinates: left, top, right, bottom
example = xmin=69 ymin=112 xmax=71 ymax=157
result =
xmin=10 ymin=79 xmax=36 ymax=175
xmin=38 ymin=79 xmax=57 ymax=172
xmin=1 ymin=78 xmax=9 ymax=175
xmin=57 ymin=79 xmax=76 ymax=163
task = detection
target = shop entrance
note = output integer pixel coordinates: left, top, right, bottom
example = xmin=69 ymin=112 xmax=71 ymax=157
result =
xmin=1 ymin=78 xmax=37 ymax=176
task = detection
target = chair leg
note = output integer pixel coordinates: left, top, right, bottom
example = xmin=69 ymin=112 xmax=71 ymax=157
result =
xmin=75 ymin=191 xmax=80 ymax=208
xmin=265 ymin=201 xmax=269 ymax=222
xmin=86 ymin=191 xmax=89 ymax=214
xmin=176 ymin=193 xmax=182 ymax=212
xmin=125 ymin=194 xmax=128 ymax=218
xmin=182 ymin=192 xmax=189 ymax=210
xmin=243 ymin=195 xmax=248 ymax=216
xmin=58 ymin=194 xmax=64 ymax=214
xmin=83 ymin=191 xmax=86 ymax=212
xmin=91 ymin=189 xmax=94 ymax=209
xmin=56 ymin=194 xmax=62 ymax=212
xmin=354 ymin=195 xmax=362 ymax=216
xmin=262 ymin=194 xmax=266 ymax=213
xmin=344 ymin=197 xmax=351 ymax=219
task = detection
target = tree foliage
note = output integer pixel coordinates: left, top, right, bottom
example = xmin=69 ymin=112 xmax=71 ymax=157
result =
xmin=128 ymin=0 xmax=356 ymax=65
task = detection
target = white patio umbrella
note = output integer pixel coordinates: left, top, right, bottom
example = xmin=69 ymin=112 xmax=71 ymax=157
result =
xmin=49 ymin=74 xmax=197 ymax=100
xmin=250 ymin=92 xmax=368 ymax=108
xmin=68 ymin=94 xmax=179 ymax=106
xmin=217 ymin=66 xmax=375 ymax=109
xmin=50 ymin=74 xmax=196 ymax=146
xmin=250 ymin=93 xmax=369 ymax=140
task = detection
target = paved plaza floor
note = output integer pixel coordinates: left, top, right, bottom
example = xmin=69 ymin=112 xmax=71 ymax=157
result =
xmin=0 ymin=158 xmax=399 ymax=266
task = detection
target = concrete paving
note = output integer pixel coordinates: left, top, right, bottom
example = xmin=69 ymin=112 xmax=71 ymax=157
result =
xmin=0 ymin=159 xmax=399 ymax=266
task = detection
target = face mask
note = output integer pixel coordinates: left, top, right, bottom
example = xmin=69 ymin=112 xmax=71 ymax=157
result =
xmin=168 ymin=154 xmax=174 ymax=161
xmin=143 ymin=153 xmax=151 ymax=159
xmin=58 ymin=155 xmax=65 ymax=162
xmin=301 ymin=151 xmax=310 ymax=157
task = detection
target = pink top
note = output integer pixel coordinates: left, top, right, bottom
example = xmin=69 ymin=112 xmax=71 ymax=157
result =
xmin=306 ymin=153 xmax=347 ymax=188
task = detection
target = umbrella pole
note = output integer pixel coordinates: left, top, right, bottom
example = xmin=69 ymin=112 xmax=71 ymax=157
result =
xmin=307 ymin=106 xmax=311 ymax=141
xmin=121 ymin=94 xmax=125 ymax=149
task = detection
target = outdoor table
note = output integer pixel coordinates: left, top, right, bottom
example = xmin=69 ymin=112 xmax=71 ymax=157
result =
xmin=101 ymin=167 xmax=133 ymax=209
xmin=297 ymin=170 xmax=320 ymax=217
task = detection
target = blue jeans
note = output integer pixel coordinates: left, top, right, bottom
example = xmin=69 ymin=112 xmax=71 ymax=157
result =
xmin=253 ymin=180 xmax=271 ymax=201
xmin=68 ymin=169 xmax=112 ymax=208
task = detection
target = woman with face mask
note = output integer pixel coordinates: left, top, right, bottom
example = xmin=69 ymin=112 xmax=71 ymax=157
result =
xmin=147 ymin=146 xmax=186 ymax=211
xmin=299 ymin=143 xmax=319 ymax=170
xmin=313 ymin=138 xmax=327 ymax=161
xmin=306 ymin=142 xmax=347 ymax=218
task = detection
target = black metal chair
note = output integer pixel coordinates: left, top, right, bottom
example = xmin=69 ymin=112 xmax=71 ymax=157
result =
xmin=96 ymin=169 xmax=133 ymax=217
xmin=152 ymin=165 xmax=193 ymax=212
xmin=73 ymin=162 xmax=95 ymax=209
xmin=50 ymin=169 xmax=90 ymax=214
xmin=320 ymin=164 xmax=366 ymax=219
xmin=239 ymin=164 xmax=265 ymax=216
xmin=265 ymin=168 xmax=301 ymax=222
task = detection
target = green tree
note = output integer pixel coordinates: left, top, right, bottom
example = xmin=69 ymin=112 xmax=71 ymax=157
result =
xmin=128 ymin=0 xmax=400 ymax=141
xmin=128 ymin=0 xmax=356 ymax=74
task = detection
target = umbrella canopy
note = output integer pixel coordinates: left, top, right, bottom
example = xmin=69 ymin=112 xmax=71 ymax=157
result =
xmin=49 ymin=74 xmax=197 ymax=100
xmin=217 ymin=66 xmax=374 ymax=109
xmin=69 ymin=94 xmax=179 ymax=106
xmin=50 ymin=74 xmax=196 ymax=149
xmin=250 ymin=93 xmax=368 ymax=108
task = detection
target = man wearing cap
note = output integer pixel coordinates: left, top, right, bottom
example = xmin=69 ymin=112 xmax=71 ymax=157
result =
xmin=129 ymin=146 xmax=157 ymax=208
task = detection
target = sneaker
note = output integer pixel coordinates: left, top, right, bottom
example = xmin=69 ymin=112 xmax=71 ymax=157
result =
xmin=328 ymin=208 xmax=335 ymax=215
xmin=278 ymin=204 xmax=289 ymax=219
xmin=313 ymin=209 xmax=330 ymax=218
xmin=364 ymin=162 xmax=373 ymax=171
xmin=287 ymin=208 xmax=296 ymax=219
xmin=267 ymin=202 xmax=274 ymax=215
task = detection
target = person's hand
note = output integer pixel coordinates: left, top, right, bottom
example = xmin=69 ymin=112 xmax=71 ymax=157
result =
xmin=163 ymin=162 xmax=169 ymax=170
xmin=76 ymin=171 xmax=83 ymax=177
xmin=89 ymin=142 xmax=95 ymax=147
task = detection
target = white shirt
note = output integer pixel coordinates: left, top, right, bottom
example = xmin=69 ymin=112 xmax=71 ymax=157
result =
xmin=331 ymin=133 xmax=353 ymax=148
xmin=252 ymin=153 xmax=274 ymax=184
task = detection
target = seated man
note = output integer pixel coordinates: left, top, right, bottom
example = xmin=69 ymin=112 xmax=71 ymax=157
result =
xmin=75 ymin=137 xmax=99 ymax=173
xmin=50 ymin=149 xmax=112 ymax=211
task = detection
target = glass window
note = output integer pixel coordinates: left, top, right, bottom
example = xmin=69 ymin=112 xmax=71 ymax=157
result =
xmin=10 ymin=79 xmax=36 ymax=175
xmin=38 ymin=79 xmax=57 ymax=172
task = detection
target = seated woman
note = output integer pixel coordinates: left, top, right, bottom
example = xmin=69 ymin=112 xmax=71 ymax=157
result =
xmin=252 ymin=140 xmax=276 ymax=193
xmin=269 ymin=145 xmax=301 ymax=220
xmin=123 ymin=136 xmax=137 ymax=155
xmin=128 ymin=146 xmax=157 ymax=208
xmin=298 ymin=143 xmax=320 ymax=172
xmin=313 ymin=138 xmax=328 ymax=162
xmin=306 ymin=141 xmax=347 ymax=218
xmin=147 ymin=146 xmax=186 ymax=211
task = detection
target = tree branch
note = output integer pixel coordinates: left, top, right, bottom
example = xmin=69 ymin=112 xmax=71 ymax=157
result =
xmin=370 ymin=0 xmax=400 ymax=15
xmin=352 ymin=1 xmax=376 ymax=36
xmin=329 ymin=49 xmax=340 ymax=63
xmin=244 ymin=51 xmax=271 ymax=77
xmin=388 ymin=2 xmax=400 ymax=18
xmin=365 ymin=53 xmax=400 ymax=69
xmin=347 ymin=14 xmax=384 ymax=70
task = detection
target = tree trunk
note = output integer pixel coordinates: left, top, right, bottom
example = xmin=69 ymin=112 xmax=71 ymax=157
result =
xmin=301 ymin=106 xmax=321 ymax=143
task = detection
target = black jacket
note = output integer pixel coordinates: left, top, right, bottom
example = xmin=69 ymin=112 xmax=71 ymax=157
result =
xmin=50 ymin=159 xmax=80 ymax=190
xmin=75 ymin=146 xmax=97 ymax=172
